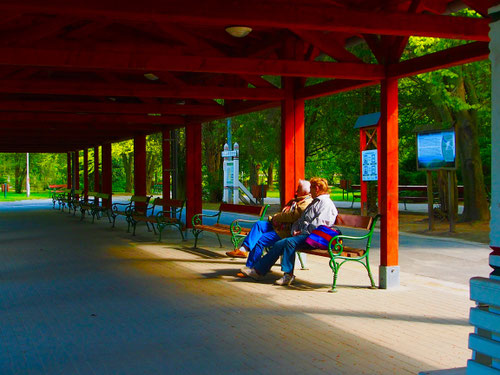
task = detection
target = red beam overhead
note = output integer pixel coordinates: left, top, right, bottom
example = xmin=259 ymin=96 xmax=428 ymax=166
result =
xmin=388 ymin=41 xmax=490 ymax=79
xmin=0 ymin=112 xmax=186 ymax=125
xmin=0 ymin=80 xmax=284 ymax=100
xmin=297 ymin=79 xmax=380 ymax=100
xmin=0 ymin=47 xmax=385 ymax=80
xmin=0 ymin=1 xmax=489 ymax=41
xmin=0 ymin=101 xmax=225 ymax=116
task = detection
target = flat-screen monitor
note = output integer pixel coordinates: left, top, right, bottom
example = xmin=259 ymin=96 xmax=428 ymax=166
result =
xmin=416 ymin=129 xmax=456 ymax=170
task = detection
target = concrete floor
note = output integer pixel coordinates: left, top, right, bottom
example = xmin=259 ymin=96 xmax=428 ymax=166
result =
xmin=0 ymin=201 xmax=491 ymax=374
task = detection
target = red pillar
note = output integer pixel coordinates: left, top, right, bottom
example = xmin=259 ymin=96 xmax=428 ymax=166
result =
xmin=162 ymin=130 xmax=171 ymax=212
xmin=94 ymin=146 xmax=100 ymax=193
xmin=73 ymin=151 xmax=80 ymax=190
xmin=134 ymin=134 xmax=147 ymax=212
xmin=83 ymin=148 xmax=89 ymax=200
xmin=66 ymin=152 xmax=72 ymax=189
xmin=379 ymin=77 xmax=399 ymax=288
xmin=102 ymin=143 xmax=112 ymax=208
xmin=281 ymin=78 xmax=305 ymax=207
xmin=185 ymin=123 xmax=202 ymax=228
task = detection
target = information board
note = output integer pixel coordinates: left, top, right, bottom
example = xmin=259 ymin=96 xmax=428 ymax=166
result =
xmin=362 ymin=149 xmax=378 ymax=181
xmin=417 ymin=129 xmax=456 ymax=170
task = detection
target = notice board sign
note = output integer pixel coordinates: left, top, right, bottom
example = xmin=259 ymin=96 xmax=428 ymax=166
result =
xmin=417 ymin=129 xmax=456 ymax=170
xmin=362 ymin=149 xmax=378 ymax=181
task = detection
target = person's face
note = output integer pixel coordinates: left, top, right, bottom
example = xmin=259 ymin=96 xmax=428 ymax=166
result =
xmin=296 ymin=183 xmax=308 ymax=197
xmin=310 ymin=184 xmax=320 ymax=198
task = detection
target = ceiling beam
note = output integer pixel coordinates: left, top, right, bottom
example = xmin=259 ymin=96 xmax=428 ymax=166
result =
xmin=0 ymin=1 xmax=489 ymax=41
xmin=0 ymin=47 xmax=385 ymax=80
xmin=297 ymin=79 xmax=380 ymax=100
xmin=387 ymin=41 xmax=489 ymax=79
xmin=0 ymin=112 xmax=186 ymax=125
xmin=0 ymin=101 xmax=225 ymax=116
xmin=0 ymin=79 xmax=284 ymax=100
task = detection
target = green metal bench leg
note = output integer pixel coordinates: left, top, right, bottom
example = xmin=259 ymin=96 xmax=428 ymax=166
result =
xmin=216 ymin=233 xmax=223 ymax=247
xmin=363 ymin=258 xmax=377 ymax=289
xmin=193 ymin=229 xmax=200 ymax=248
xmin=328 ymin=259 xmax=340 ymax=293
xmin=296 ymin=252 xmax=308 ymax=270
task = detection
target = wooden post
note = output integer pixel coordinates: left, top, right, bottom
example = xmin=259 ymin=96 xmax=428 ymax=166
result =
xmin=360 ymin=130 xmax=368 ymax=216
xmin=162 ymin=129 xmax=171 ymax=215
xmin=426 ymin=170 xmax=434 ymax=231
xmin=379 ymin=77 xmax=399 ymax=288
xmin=66 ymin=152 xmax=72 ymax=189
xmin=448 ymin=170 xmax=456 ymax=232
xmin=83 ymin=148 xmax=88 ymax=201
xmin=185 ymin=123 xmax=202 ymax=228
xmin=134 ymin=134 xmax=147 ymax=211
xmin=102 ymin=143 xmax=112 ymax=208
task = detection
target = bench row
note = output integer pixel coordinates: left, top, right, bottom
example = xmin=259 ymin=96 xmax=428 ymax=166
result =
xmin=54 ymin=191 xmax=379 ymax=292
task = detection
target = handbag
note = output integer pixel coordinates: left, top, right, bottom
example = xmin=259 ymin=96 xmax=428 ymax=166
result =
xmin=305 ymin=225 xmax=342 ymax=250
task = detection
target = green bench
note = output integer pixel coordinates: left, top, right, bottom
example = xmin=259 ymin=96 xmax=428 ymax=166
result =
xmin=192 ymin=203 xmax=270 ymax=249
xmin=55 ymin=188 xmax=72 ymax=211
xmin=298 ymin=213 xmax=380 ymax=292
xmin=130 ymin=198 xmax=185 ymax=241
xmin=80 ymin=192 xmax=112 ymax=223
xmin=110 ymin=195 xmax=151 ymax=231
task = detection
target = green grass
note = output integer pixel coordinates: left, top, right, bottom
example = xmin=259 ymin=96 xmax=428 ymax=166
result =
xmin=0 ymin=192 xmax=52 ymax=202
xmin=267 ymin=186 xmax=349 ymax=202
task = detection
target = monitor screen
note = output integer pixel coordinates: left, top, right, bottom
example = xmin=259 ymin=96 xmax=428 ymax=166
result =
xmin=416 ymin=129 xmax=456 ymax=170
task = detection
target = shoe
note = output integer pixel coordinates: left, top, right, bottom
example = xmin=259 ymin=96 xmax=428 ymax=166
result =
xmin=274 ymin=273 xmax=295 ymax=286
xmin=226 ymin=249 xmax=248 ymax=258
xmin=240 ymin=266 xmax=262 ymax=281
xmin=236 ymin=272 xmax=246 ymax=278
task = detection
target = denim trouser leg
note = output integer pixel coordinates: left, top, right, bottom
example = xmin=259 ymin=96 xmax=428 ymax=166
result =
xmin=241 ymin=220 xmax=274 ymax=250
xmin=245 ymin=230 xmax=281 ymax=268
xmin=254 ymin=235 xmax=308 ymax=275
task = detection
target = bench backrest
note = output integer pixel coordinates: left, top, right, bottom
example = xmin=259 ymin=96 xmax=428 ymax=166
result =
xmin=218 ymin=203 xmax=269 ymax=218
xmin=95 ymin=192 xmax=111 ymax=200
xmin=152 ymin=198 xmax=185 ymax=218
xmin=335 ymin=214 xmax=373 ymax=230
xmin=130 ymin=195 xmax=151 ymax=203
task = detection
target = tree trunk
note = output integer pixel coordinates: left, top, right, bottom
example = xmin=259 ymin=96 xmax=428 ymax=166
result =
xmin=121 ymin=153 xmax=133 ymax=193
xmin=145 ymin=152 xmax=156 ymax=195
xmin=267 ymin=163 xmax=274 ymax=189
xmin=455 ymin=74 xmax=490 ymax=221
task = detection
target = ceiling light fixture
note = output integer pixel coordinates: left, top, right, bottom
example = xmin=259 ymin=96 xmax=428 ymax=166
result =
xmin=225 ymin=26 xmax=252 ymax=38
xmin=144 ymin=73 xmax=159 ymax=81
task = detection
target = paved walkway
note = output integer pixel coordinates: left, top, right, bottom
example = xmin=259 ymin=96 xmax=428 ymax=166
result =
xmin=0 ymin=201 xmax=491 ymax=374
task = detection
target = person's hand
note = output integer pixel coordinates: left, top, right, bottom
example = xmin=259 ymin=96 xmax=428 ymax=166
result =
xmin=292 ymin=230 xmax=301 ymax=236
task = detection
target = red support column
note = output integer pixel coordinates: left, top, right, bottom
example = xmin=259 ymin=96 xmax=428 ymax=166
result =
xmin=134 ymin=134 xmax=147 ymax=211
xmin=379 ymin=77 xmax=399 ymax=288
xmin=83 ymin=148 xmax=89 ymax=201
xmin=102 ymin=143 xmax=112 ymax=208
xmin=360 ymin=130 xmax=368 ymax=216
xmin=185 ymin=123 xmax=202 ymax=228
xmin=281 ymin=79 xmax=305 ymax=207
xmin=73 ymin=151 xmax=80 ymax=190
xmin=162 ymin=130 xmax=171 ymax=214
xmin=94 ymin=146 xmax=100 ymax=192
xmin=66 ymin=152 xmax=72 ymax=189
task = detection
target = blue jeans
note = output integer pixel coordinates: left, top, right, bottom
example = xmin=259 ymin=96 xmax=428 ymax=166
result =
xmin=254 ymin=234 xmax=309 ymax=275
xmin=242 ymin=220 xmax=282 ymax=268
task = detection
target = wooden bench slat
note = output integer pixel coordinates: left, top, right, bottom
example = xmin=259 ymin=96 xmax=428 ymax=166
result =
xmin=218 ymin=203 xmax=266 ymax=216
xmin=334 ymin=213 xmax=373 ymax=230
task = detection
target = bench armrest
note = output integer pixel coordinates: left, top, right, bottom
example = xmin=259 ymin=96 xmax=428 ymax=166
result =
xmin=112 ymin=202 xmax=131 ymax=211
xmin=191 ymin=211 xmax=220 ymax=227
xmin=230 ymin=218 xmax=262 ymax=236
